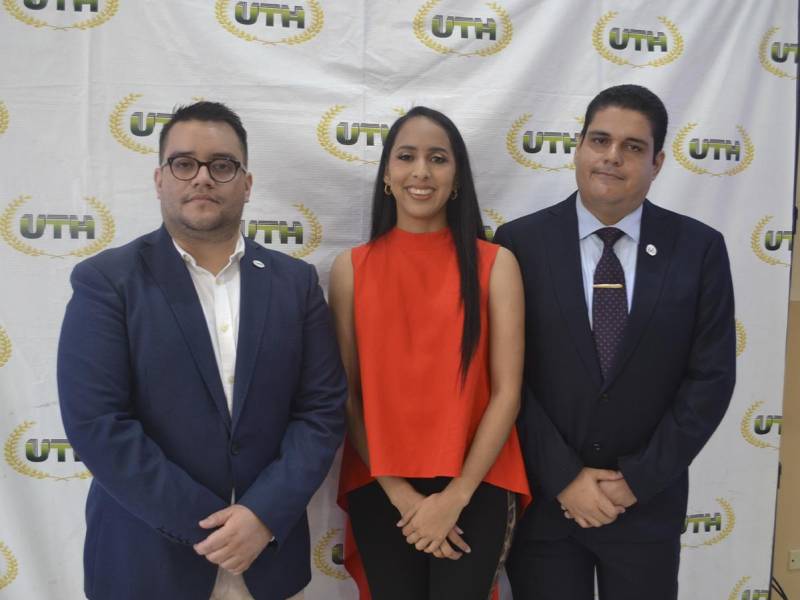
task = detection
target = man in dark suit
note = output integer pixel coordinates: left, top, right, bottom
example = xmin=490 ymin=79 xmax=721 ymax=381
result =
xmin=494 ymin=85 xmax=735 ymax=599
xmin=57 ymin=101 xmax=347 ymax=600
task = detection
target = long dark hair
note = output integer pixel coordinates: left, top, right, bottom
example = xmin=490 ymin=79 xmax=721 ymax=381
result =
xmin=370 ymin=106 xmax=486 ymax=380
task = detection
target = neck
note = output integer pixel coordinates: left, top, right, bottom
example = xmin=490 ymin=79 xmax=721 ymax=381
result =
xmin=171 ymin=229 xmax=239 ymax=275
xmin=396 ymin=214 xmax=448 ymax=234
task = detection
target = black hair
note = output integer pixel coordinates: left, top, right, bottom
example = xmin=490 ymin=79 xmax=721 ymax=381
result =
xmin=158 ymin=101 xmax=248 ymax=164
xmin=580 ymin=84 xmax=668 ymax=161
xmin=370 ymin=106 xmax=486 ymax=381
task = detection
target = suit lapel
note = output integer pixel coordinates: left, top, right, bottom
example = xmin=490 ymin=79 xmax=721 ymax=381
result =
xmin=603 ymin=200 xmax=676 ymax=390
xmin=544 ymin=195 xmax=603 ymax=389
xmin=140 ymin=226 xmax=231 ymax=430
xmin=231 ymin=240 xmax=272 ymax=430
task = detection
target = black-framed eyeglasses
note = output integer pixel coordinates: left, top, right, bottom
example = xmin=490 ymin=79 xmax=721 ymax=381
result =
xmin=162 ymin=156 xmax=245 ymax=183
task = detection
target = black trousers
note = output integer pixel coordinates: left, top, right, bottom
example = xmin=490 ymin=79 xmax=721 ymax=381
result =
xmin=506 ymin=533 xmax=680 ymax=600
xmin=348 ymin=478 xmax=515 ymax=600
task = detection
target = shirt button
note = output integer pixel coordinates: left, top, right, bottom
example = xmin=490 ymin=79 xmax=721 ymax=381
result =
xmin=230 ymin=442 xmax=240 ymax=456
xmin=228 ymin=375 xmax=235 ymax=384
xmin=600 ymin=393 xmax=609 ymax=403
xmin=592 ymin=442 xmax=602 ymax=452
xmin=220 ymin=324 xmax=230 ymax=333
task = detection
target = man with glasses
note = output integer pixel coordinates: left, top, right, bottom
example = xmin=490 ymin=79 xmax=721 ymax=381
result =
xmin=57 ymin=101 xmax=347 ymax=600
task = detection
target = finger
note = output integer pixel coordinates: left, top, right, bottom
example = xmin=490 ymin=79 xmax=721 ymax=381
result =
xmin=206 ymin=546 xmax=236 ymax=566
xmin=440 ymin=540 xmax=463 ymax=560
xmin=423 ymin=539 xmax=440 ymax=554
xmin=402 ymin=523 xmax=417 ymax=537
xmin=594 ymin=469 xmax=624 ymax=482
xmin=405 ymin=532 xmax=420 ymax=545
xmin=564 ymin=510 xmax=574 ymax=519
xmin=597 ymin=495 xmax=621 ymax=520
xmin=194 ymin=529 xmax=229 ymax=556
xmin=447 ymin=529 xmax=471 ymax=554
xmin=415 ymin=538 xmax=432 ymax=551
xmin=575 ymin=516 xmax=591 ymax=528
xmin=199 ymin=507 xmax=233 ymax=529
xmin=433 ymin=548 xmax=444 ymax=558
xmin=397 ymin=505 xmax=420 ymax=528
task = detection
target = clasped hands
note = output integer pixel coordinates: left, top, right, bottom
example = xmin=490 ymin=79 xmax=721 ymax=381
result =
xmin=556 ymin=467 xmax=637 ymax=528
xmin=193 ymin=504 xmax=272 ymax=576
xmin=393 ymin=487 xmax=472 ymax=561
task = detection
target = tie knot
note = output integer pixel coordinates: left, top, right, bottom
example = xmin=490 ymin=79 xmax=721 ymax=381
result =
xmin=595 ymin=227 xmax=625 ymax=247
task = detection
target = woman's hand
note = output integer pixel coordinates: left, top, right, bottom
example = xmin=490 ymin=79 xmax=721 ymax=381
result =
xmin=398 ymin=490 xmax=471 ymax=559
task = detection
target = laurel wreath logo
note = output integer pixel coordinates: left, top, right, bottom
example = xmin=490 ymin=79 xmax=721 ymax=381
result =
xmin=413 ymin=1 xmax=512 ymax=57
xmin=215 ymin=0 xmax=323 ymax=46
xmin=759 ymin=27 xmax=799 ymax=80
xmin=681 ymin=498 xmax=734 ymax=548
xmin=316 ymin=105 xmax=379 ymax=165
xmin=483 ymin=208 xmax=505 ymax=227
xmin=288 ymin=203 xmax=322 ymax=259
xmin=741 ymin=401 xmax=780 ymax=450
xmin=735 ymin=319 xmax=746 ymax=357
xmin=0 ymin=195 xmax=115 ymax=258
xmin=672 ymin=123 xmax=754 ymax=177
xmin=3 ymin=0 xmax=118 ymax=30
xmin=0 ymin=326 xmax=11 ymax=368
xmin=312 ymin=528 xmax=349 ymax=580
xmin=0 ymin=542 xmax=18 ymax=591
xmin=5 ymin=421 xmax=92 ymax=481
xmin=109 ymin=94 xmax=157 ymax=155
xmin=750 ymin=216 xmax=790 ymax=267
xmin=727 ymin=576 xmax=750 ymax=600
xmin=505 ymin=114 xmax=575 ymax=173
xmin=0 ymin=101 xmax=9 ymax=136
xmin=592 ymin=12 xmax=683 ymax=68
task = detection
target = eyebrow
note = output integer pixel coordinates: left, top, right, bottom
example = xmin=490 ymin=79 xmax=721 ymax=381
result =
xmin=167 ymin=150 xmax=240 ymax=160
xmin=587 ymin=130 xmax=650 ymax=147
xmin=394 ymin=144 xmax=451 ymax=153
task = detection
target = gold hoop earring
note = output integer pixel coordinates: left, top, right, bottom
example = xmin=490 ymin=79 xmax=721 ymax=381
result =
xmin=384 ymin=183 xmax=392 ymax=196
xmin=450 ymin=187 xmax=458 ymax=200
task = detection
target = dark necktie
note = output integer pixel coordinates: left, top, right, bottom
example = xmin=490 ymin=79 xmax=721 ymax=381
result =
xmin=592 ymin=227 xmax=628 ymax=380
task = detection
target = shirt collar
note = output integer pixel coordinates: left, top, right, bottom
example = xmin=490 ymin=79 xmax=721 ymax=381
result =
xmin=576 ymin=192 xmax=642 ymax=243
xmin=172 ymin=235 xmax=246 ymax=271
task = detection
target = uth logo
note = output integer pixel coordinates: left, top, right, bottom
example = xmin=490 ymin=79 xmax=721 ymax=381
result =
xmin=681 ymin=498 xmax=734 ymax=548
xmin=0 ymin=195 xmax=114 ymax=258
xmin=413 ymin=0 xmax=512 ymax=58
xmin=741 ymin=401 xmax=781 ymax=450
xmin=3 ymin=0 xmax=118 ymax=31
xmin=751 ymin=216 xmax=791 ymax=267
xmin=672 ymin=123 xmax=753 ymax=176
xmin=109 ymin=94 xmax=180 ymax=154
xmin=4 ymin=421 xmax=91 ymax=481
xmin=760 ymin=27 xmax=799 ymax=80
xmin=215 ymin=0 xmax=323 ymax=46
xmin=592 ymin=11 xmax=683 ymax=68
xmin=317 ymin=105 xmax=405 ymax=165
xmin=729 ymin=576 xmax=769 ymax=600
xmin=506 ymin=114 xmax=580 ymax=172
xmin=313 ymin=529 xmax=349 ymax=580
xmin=243 ymin=203 xmax=321 ymax=259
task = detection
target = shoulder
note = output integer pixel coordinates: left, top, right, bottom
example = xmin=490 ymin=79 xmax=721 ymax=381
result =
xmin=645 ymin=201 xmax=724 ymax=243
xmin=495 ymin=195 xmax=575 ymax=241
xmin=72 ymin=228 xmax=159 ymax=280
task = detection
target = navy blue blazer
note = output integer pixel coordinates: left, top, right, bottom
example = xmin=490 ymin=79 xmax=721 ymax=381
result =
xmin=494 ymin=194 xmax=736 ymax=542
xmin=57 ymin=226 xmax=347 ymax=600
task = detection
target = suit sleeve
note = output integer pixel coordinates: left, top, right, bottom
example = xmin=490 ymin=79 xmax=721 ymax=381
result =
xmin=618 ymin=231 xmax=736 ymax=505
xmin=494 ymin=224 xmax=584 ymax=500
xmin=57 ymin=260 xmax=228 ymax=545
xmin=237 ymin=264 xmax=347 ymax=545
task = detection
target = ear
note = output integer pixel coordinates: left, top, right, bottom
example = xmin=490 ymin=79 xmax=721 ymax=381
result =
xmin=652 ymin=150 xmax=665 ymax=180
xmin=243 ymin=171 xmax=253 ymax=204
xmin=154 ymin=166 xmax=163 ymax=198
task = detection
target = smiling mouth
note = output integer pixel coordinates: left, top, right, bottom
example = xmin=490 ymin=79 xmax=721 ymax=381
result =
xmin=406 ymin=187 xmax=435 ymax=199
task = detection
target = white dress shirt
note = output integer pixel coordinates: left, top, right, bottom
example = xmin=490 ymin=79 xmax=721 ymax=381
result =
xmin=576 ymin=194 xmax=641 ymax=329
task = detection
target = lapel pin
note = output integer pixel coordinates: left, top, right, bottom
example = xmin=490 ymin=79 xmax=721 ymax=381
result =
xmin=646 ymin=244 xmax=657 ymax=256
xmin=252 ymin=259 xmax=265 ymax=269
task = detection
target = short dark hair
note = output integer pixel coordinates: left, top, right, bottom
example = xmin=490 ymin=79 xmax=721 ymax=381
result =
xmin=370 ymin=106 xmax=485 ymax=381
xmin=580 ymin=84 xmax=668 ymax=161
xmin=158 ymin=101 xmax=248 ymax=164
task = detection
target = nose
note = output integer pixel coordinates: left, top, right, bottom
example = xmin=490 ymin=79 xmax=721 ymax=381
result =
xmin=604 ymin=142 xmax=623 ymax=165
xmin=411 ymin=157 xmax=431 ymax=179
xmin=192 ymin=163 xmax=215 ymax=185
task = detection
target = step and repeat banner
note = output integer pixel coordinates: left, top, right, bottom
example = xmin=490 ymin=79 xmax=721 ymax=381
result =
xmin=0 ymin=1 xmax=797 ymax=598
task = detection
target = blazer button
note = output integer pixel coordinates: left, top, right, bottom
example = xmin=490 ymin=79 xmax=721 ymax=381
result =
xmin=592 ymin=442 xmax=602 ymax=452
xmin=599 ymin=393 xmax=609 ymax=403
xmin=230 ymin=442 xmax=241 ymax=456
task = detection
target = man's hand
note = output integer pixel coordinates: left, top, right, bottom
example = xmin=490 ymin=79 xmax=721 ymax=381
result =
xmin=194 ymin=505 xmax=272 ymax=575
xmin=557 ymin=468 xmax=625 ymax=528
xmin=599 ymin=477 xmax=637 ymax=508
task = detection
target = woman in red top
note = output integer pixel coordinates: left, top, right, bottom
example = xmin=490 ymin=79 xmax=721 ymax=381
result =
xmin=330 ymin=106 xmax=529 ymax=600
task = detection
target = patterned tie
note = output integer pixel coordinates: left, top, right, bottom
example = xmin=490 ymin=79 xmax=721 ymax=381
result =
xmin=592 ymin=227 xmax=628 ymax=381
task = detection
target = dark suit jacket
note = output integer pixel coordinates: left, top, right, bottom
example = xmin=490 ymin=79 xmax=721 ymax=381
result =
xmin=494 ymin=194 xmax=735 ymax=542
xmin=57 ymin=226 xmax=347 ymax=600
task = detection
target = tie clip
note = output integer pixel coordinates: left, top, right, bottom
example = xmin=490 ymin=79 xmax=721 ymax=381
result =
xmin=593 ymin=283 xmax=624 ymax=289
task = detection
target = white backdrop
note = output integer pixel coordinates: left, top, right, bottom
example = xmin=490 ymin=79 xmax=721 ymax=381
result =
xmin=0 ymin=1 xmax=796 ymax=598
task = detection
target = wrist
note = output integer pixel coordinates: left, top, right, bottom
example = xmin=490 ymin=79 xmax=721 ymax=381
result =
xmin=444 ymin=477 xmax=475 ymax=509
